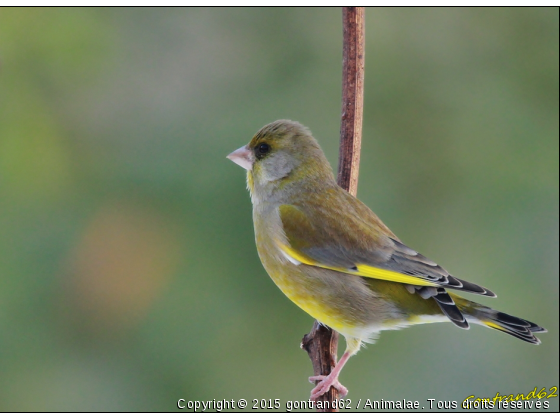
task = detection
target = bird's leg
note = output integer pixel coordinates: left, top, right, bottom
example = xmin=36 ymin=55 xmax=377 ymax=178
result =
xmin=308 ymin=350 xmax=352 ymax=400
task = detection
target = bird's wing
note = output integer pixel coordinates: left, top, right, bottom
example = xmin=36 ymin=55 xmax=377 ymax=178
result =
xmin=278 ymin=202 xmax=495 ymax=297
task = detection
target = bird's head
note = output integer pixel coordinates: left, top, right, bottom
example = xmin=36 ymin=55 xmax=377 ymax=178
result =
xmin=227 ymin=120 xmax=335 ymax=196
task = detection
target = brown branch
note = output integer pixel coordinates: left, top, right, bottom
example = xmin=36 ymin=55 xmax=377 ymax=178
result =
xmin=301 ymin=6 xmax=365 ymax=413
xmin=338 ymin=6 xmax=365 ymax=196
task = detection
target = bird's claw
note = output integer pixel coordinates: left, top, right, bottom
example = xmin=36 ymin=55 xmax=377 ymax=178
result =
xmin=309 ymin=375 xmax=348 ymax=400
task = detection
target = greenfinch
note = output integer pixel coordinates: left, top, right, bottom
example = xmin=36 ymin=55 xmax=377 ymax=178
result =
xmin=227 ymin=120 xmax=546 ymax=400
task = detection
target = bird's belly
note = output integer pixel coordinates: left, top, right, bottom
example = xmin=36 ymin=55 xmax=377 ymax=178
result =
xmin=276 ymin=278 xmax=353 ymax=333
xmin=260 ymin=252 xmax=405 ymax=339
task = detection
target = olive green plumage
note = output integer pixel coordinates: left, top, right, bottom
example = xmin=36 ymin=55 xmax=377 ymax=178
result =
xmin=227 ymin=120 xmax=546 ymax=399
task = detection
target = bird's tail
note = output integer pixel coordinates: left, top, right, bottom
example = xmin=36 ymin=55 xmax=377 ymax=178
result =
xmin=451 ymin=293 xmax=546 ymax=345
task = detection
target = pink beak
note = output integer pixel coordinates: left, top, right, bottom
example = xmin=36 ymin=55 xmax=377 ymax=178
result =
xmin=227 ymin=145 xmax=254 ymax=171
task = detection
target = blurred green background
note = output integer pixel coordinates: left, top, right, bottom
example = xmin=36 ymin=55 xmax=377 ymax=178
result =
xmin=0 ymin=7 xmax=557 ymax=412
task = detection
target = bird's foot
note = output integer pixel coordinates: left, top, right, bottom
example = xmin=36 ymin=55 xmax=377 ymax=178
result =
xmin=309 ymin=374 xmax=348 ymax=400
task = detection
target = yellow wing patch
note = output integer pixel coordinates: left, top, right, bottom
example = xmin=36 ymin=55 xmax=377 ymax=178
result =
xmin=278 ymin=242 xmax=317 ymax=265
xmin=277 ymin=242 xmax=434 ymax=287
xmin=354 ymin=264 xmax=432 ymax=286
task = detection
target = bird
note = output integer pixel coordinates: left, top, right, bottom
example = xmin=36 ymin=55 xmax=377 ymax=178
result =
xmin=227 ymin=119 xmax=546 ymax=400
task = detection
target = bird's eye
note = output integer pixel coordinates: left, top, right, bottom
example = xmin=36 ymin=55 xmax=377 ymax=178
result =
xmin=255 ymin=142 xmax=271 ymax=159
